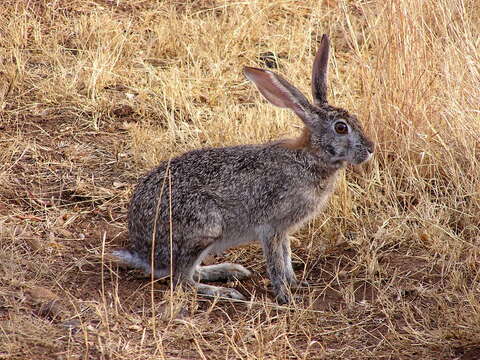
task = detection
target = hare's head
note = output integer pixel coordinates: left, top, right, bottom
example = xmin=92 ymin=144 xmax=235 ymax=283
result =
xmin=244 ymin=34 xmax=374 ymax=168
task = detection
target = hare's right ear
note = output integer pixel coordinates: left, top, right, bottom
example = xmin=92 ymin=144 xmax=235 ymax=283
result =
xmin=311 ymin=34 xmax=330 ymax=105
xmin=243 ymin=67 xmax=316 ymax=128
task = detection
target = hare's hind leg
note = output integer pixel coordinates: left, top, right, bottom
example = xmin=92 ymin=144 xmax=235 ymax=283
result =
xmin=194 ymin=263 xmax=251 ymax=282
xmin=193 ymin=282 xmax=246 ymax=300
xmin=173 ymin=241 xmax=246 ymax=301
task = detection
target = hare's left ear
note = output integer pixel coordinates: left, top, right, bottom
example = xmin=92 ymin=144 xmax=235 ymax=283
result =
xmin=243 ymin=67 xmax=316 ymax=129
xmin=311 ymin=34 xmax=330 ymax=106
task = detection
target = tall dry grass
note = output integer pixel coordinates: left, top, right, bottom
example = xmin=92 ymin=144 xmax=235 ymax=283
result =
xmin=0 ymin=0 xmax=479 ymax=359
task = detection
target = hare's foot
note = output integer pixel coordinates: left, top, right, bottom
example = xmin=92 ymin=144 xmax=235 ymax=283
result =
xmin=194 ymin=283 xmax=246 ymax=301
xmin=286 ymin=275 xmax=309 ymax=288
xmin=292 ymin=280 xmax=309 ymax=288
xmin=194 ymin=263 xmax=251 ymax=282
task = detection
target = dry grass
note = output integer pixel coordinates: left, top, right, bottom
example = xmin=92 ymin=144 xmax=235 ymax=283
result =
xmin=1 ymin=0 xmax=479 ymax=359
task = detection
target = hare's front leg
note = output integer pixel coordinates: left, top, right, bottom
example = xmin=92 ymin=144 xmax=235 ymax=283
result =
xmin=259 ymin=227 xmax=297 ymax=304
xmin=281 ymin=237 xmax=308 ymax=288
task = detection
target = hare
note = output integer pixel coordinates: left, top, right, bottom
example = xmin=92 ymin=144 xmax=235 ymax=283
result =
xmin=113 ymin=34 xmax=374 ymax=304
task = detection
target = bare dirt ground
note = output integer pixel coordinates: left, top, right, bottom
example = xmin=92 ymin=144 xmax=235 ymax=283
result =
xmin=1 ymin=0 xmax=479 ymax=359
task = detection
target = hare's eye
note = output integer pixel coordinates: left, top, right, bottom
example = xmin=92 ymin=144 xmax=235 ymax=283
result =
xmin=334 ymin=121 xmax=349 ymax=134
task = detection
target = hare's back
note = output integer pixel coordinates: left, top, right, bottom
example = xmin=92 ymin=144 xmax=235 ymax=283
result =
xmin=130 ymin=144 xmax=324 ymax=223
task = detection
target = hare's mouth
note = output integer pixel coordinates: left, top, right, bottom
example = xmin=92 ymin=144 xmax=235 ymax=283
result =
xmin=328 ymin=158 xmax=346 ymax=169
xmin=350 ymin=151 xmax=373 ymax=165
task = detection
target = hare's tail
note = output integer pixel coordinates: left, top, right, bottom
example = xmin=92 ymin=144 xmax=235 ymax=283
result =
xmin=112 ymin=249 xmax=169 ymax=278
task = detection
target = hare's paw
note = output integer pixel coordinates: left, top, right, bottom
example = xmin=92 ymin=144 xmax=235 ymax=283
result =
xmin=195 ymin=263 xmax=251 ymax=282
xmin=275 ymin=290 xmax=305 ymax=305
xmin=290 ymin=279 xmax=309 ymax=288
xmin=222 ymin=263 xmax=252 ymax=280
xmin=272 ymin=282 xmax=306 ymax=304
xmin=195 ymin=283 xmax=246 ymax=301
xmin=217 ymin=287 xmax=246 ymax=301
xmin=275 ymin=292 xmax=293 ymax=305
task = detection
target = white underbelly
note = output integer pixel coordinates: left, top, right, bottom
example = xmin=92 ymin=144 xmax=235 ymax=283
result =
xmin=210 ymin=229 xmax=257 ymax=255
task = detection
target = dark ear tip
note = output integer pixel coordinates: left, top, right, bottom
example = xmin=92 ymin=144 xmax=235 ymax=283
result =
xmin=321 ymin=34 xmax=330 ymax=44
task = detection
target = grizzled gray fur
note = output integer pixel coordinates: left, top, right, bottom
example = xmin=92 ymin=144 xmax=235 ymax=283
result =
xmin=113 ymin=34 xmax=374 ymax=304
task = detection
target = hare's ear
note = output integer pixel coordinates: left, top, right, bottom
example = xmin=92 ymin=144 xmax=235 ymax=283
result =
xmin=243 ymin=67 xmax=315 ymax=128
xmin=311 ymin=34 xmax=330 ymax=105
